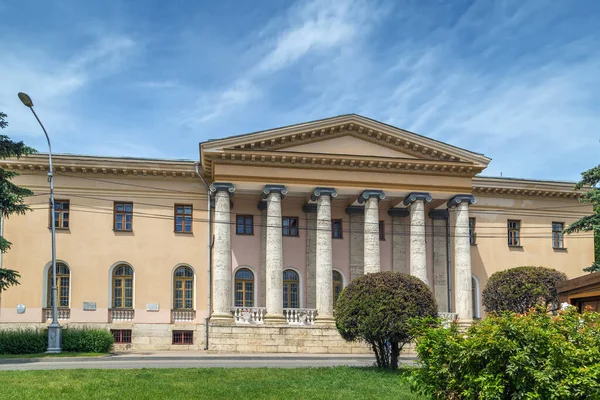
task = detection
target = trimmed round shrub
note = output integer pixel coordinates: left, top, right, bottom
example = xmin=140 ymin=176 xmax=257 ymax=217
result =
xmin=411 ymin=307 xmax=600 ymax=399
xmin=62 ymin=328 xmax=114 ymax=353
xmin=482 ymin=266 xmax=567 ymax=313
xmin=335 ymin=271 xmax=437 ymax=369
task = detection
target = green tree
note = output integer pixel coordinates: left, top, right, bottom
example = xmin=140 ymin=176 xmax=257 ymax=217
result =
xmin=335 ymin=271 xmax=437 ymax=369
xmin=564 ymin=165 xmax=600 ymax=272
xmin=0 ymin=111 xmax=36 ymax=291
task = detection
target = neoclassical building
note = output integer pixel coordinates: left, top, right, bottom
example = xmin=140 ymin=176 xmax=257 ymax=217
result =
xmin=0 ymin=115 xmax=594 ymax=352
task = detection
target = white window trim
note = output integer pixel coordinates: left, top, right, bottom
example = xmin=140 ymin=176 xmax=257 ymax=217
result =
xmin=108 ymin=261 xmax=136 ymax=309
xmin=232 ymin=266 xmax=258 ymax=308
xmin=171 ymin=263 xmax=197 ymax=311
xmin=283 ymin=267 xmax=303 ymax=309
xmin=42 ymin=259 xmax=72 ymax=308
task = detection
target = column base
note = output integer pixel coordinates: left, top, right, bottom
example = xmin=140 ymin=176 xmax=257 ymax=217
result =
xmin=263 ymin=313 xmax=286 ymax=324
xmin=456 ymin=319 xmax=473 ymax=331
xmin=314 ymin=314 xmax=335 ymax=326
xmin=211 ymin=311 xmax=233 ymax=322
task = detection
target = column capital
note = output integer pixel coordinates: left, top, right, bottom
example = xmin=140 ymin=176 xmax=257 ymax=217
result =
xmin=403 ymin=192 xmax=432 ymax=206
xmin=388 ymin=207 xmax=409 ymax=217
xmin=262 ymin=184 xmax=288 ymax=199
xmin=429 ymin=209 xmax=449 ymax=220
xmin=447 ymin=194 xmax=476 ymax=208
xmin=209 ymin=182 xmax=235 ymax=197
xmin=310 ymin=187 xmax=337 ymax=201
xmin=358 ymin=189 xmax=385 ymax=204
xmin=345 ymin=205 xmax=364 ymax=215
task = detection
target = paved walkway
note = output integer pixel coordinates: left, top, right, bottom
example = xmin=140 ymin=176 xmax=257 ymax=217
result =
xmin=0 ymin=352 xmax=417 ymax=371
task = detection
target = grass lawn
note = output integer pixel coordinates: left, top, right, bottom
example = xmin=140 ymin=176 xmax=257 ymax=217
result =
xmin=0 ymin=352 xmax=107 ymax=359
xmin=0 ymin=367 xmax=425 ymax=399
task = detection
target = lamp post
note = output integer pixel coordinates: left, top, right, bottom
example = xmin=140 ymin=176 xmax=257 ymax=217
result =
xmin=18 ymin=92 xmax=61 ymax=353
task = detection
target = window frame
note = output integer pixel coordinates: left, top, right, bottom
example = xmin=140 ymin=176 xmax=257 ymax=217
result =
xmin=552 ymin=222 xmax=565 ymax=249
xmin=282 ymin=216 xmax=299 ymax=237
xmin=507 ymin=219 xmax=521 ymax=247
xmin=379 ymin=220 xmax=385 ymax=241
xmin=236 ymin=215 xmax=254 ymax=235
xmin=174 ymin=204 xmax=193 ymax=233
xmin=173 ymin=266 xmax=194 ymax=310
xmin=50 ymin=199 xmax=70 ymax=230
xmin=113 ymin=202 xmax=133 ymax=231
xmin=332 ymin=219 xmax=343 ymax=239
xmin=283 ymin=269 xmax=300 ymax=308
xmin=112 ymin=264 xmax=134 ymax=309
xmin=47 ymin=263 xmax=70 ymax=308
xmin=234 ymin=268 xmax=255 ymax=307
xmin=172 ymin=330 xmax=194 ymax=345
xmin=111 ymin=329 xmax=132 ymax=344
xmin=469 ymin=217 xmax=476 ymax=245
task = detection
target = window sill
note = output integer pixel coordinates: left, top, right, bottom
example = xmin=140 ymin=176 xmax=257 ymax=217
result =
xmin=553 ymin=247 xmax=568 ymax=252
xmin=174 ymin=231 xmax=194 ymax=234
xmin=113 ymin=229 xmax=133 ymax=233
xmin=235 ymin=233 xmax=255 ymax=236
xmin=49 ymin=227 xmax=70 ymax=231
xmin=508 ymin=245 xmax=524 ymax=249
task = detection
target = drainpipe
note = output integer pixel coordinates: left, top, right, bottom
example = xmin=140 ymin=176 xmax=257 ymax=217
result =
xmin=446 ymin=210 xmax=453 ymax=313
xmin=195 ymin=162 xmax=212 ymax=350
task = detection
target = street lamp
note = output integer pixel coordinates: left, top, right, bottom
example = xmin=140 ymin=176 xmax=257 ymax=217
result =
xmin=18 ymin=92 xmax=61 ymax=353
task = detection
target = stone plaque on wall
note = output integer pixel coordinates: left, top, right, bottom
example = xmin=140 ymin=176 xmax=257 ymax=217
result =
xmin=83 ymin=302 xmax=96 ymax=311
xmin=16 ymin=304 xmax=26 ymax=314
xmin=146 ymin=303 xmax=159 ymax=311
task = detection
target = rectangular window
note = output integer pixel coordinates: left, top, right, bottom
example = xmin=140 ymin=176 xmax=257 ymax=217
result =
xmin=51 ymin=200 xmax=70 ymax=229
xmin=282 ymin=217 xmax=299 ymax=237
xmin=172 ymin=330 xmax=194 ymax=345
xmin=508 ymin=220 xmax=521 ymax=246
xmin=469 ymin=218 xmax=476 ymax=245
xmin=236 ymin=215 xmax=254 ymax=235
xmin=111 ymin=329 xmax=132 ymax=344
xmin=379 ymin=220 xmax=385 ymax=241
xmin=174 ymin=204 xmax=193 ymax=233
xmin=552 ymin=222 xmax=564 ymax=249
xmin=114 ymin=202 xmax=133 ymax=231
xmin=332 ymin=219 xmax=343 ymax=239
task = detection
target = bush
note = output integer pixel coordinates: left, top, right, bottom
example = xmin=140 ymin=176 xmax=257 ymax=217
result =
xmin=335 ymin=271 xmax=437 ymax=369
xmin=0 ymin=329 xmax=47 ymax=354
xmin=411 ymin=307 xmax=600 ymax=399
xmin=62 ymin=328 xmax=114 ymax=353
xmin=482 ymin=266 xmax=567 ymax=313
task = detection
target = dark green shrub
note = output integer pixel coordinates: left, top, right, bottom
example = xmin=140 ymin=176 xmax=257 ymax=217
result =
xmin=335 ymin=271 xmax=437 ymax=369
xmin=0 ymin=329 xmax=47 ymax=354
xmin=482 ymin=266 xmax=567 ymax=313
xmin=411 ymin=307 xmax=600 ymax=399
xmin=62 ymin=328 xmax=114 ymax=353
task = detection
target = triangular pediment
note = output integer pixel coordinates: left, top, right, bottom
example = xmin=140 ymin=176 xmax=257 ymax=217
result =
xmin=200 ymin=114 xmax=490 ymax=177
xmin=280 ymin=135 xmax=419 ymax=159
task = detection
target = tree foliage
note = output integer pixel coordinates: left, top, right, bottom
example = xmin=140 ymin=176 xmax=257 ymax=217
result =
xmin=335 ymin=271 xmax=437 ymax=369
xmin=411 ymin=307 xmax=600 ymax=399
xmin=482 ymin=266 xmax=566 ymax=314
xmin=0 ymin=111 xmax=36 ymax=292
xmin=564 ymin=164 xmax=600 ymax=271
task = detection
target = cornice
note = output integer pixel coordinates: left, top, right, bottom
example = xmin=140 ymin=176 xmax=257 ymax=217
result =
xmin=472 ymin=176 xmax=584 ymax=199
xmin=3 ymin=154 xmax=198 ymax=179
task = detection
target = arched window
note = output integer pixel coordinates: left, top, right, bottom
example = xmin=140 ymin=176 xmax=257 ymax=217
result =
xmin=112 ymin=264 xmax=134 ymax=309
xmin=174 ymin=266 xmax=194 ymax=310
xmin=47 ymin=263 xmax=70 ymax=307
xmin=283 ymin=269 xmax=299 ymax=309
xmin=234 ymin=268 xmax=254 ymax=307
xmin=333 ymin=271 xmax=343 ymax=307
xmin=472 ymin=275 xmax=481 ymax=319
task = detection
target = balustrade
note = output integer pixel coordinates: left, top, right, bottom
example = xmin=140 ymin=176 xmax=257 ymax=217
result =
xmin=43 ymin=308 xmax=70 ymax=321
xmin=171 ymin=310 xmax=196 ymax=323
xmin=283 ymin=308 xmax=317 ymax=325
xmin=109 ymin=309 xmax=135 ymax=322
xmin=231 ymin=307 xmax=266 ymax=324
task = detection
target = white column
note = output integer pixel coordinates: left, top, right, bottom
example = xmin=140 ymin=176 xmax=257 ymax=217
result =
xmin=360 ymin=190 xmax=385 ymax=274
xmin=404 ymin=192 xmax=432 ymax=286
xmin=263 ymin=185 xmax=287 ymax=323
xmin=313 ymin=188 xmax=337 ymax=324
xmin=448 ymin=194 xmax=476 ymax=324
xmin=209 ymin=182 xmax=235 ymax=320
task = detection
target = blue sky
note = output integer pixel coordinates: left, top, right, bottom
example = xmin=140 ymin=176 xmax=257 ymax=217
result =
xmin=1 ymin=0 xmax=599 ymax=180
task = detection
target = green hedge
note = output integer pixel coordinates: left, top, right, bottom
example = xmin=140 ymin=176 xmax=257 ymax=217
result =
xmin=0 ymin=329 xmax=47 ymax=354
xmin=411 ymin=307 xmax=600 ymax=399
xmin=0 ymin=327 xmax=114 ymax=355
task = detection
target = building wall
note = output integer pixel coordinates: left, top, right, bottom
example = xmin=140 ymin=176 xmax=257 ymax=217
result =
xmin=0 ymin=170 xmax=209 ymax=327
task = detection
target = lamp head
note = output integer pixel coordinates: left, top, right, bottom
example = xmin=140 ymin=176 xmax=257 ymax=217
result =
xmin=18 ymin=92 xmax=34 ymax=108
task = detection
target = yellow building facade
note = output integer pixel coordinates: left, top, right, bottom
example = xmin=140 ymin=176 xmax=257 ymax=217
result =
xmin=0 ymin=115 xmax=593 ymax=352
